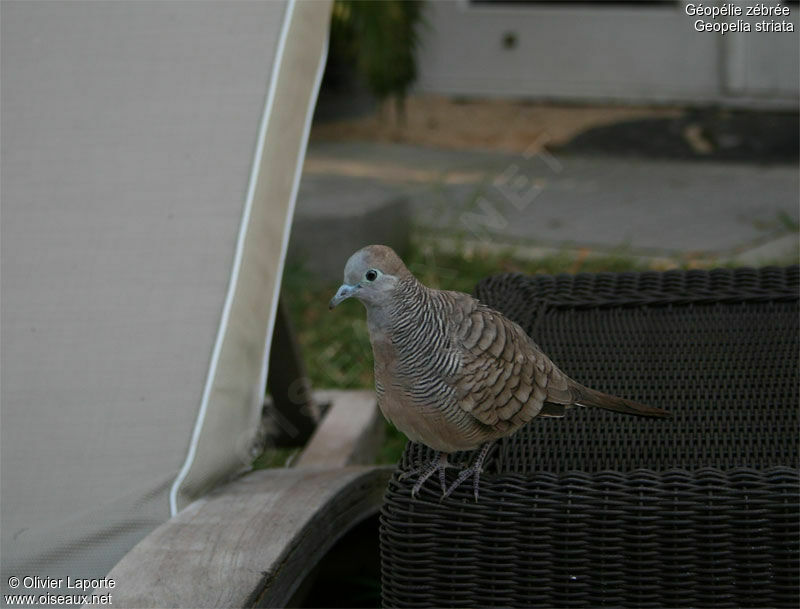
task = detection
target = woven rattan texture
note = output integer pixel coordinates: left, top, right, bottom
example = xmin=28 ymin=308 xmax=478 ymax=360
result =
xmin=381 ymin=267 xmax=799 ymax=608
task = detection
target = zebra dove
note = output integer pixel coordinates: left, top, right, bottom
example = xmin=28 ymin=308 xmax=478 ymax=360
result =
xmin=329 ymin=245 xmax=670 ymax=500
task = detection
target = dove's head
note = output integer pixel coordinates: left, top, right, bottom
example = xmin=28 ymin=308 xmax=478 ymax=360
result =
xmin=329 ymin=245 xmax=411 ymax=310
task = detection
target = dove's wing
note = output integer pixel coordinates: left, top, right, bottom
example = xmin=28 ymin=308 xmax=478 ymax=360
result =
xmin=446 ymin=295 xmax=578 ymax=435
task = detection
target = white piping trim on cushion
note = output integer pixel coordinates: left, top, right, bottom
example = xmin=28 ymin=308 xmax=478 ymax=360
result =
xmin=169 ymin=0 xmax=298 ymax=516
xmin=256 ymin=17 xmax=330 ymax=439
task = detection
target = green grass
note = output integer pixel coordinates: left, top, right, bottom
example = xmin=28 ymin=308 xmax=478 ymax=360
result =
xmin=252 ymin=447 xmax=301 ymax=470
xmin=777 ymin=210 xmax=800 ymax=232
xmin=281 ymin=242 xmax=658 ymax=466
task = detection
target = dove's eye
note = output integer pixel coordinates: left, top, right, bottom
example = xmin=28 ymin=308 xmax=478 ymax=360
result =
xmin=365 ymin=269 xmax=379 ymax=282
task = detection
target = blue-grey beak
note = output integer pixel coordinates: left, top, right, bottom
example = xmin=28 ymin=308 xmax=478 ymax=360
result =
xmin=329 ymin=283 xmax=357 ymax=310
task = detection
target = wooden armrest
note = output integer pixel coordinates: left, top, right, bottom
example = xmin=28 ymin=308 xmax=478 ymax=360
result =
xmin=297 ymin=389 xmax=383 ymax=467
xmin=86 ymin=466 xmax=392 ymax=608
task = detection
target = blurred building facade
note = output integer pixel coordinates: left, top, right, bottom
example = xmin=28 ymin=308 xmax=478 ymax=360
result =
xmin=416 ymin=1 xmax=799 ymax=108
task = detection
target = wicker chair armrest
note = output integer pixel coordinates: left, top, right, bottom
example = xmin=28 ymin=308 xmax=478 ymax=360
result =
xmin=382 ymin=466 xmax=799 ymax=608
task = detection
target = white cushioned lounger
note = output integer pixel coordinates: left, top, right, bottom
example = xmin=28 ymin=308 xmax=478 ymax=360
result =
xmin=1 ymin=1 xmax=332 ymax=604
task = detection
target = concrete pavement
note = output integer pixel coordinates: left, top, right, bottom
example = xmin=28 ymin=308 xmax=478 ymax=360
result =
xmin=290 ymin=140 xmax=798 ymax=276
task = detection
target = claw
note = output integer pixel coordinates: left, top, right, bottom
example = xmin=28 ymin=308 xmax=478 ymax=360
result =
xmin=401 ymin=443 xmax=494 ymax=501
xmin=401 ymin=452 xmax=452 ymax=498
xmin=441 ymin=463 xmax=482 ymax=501
xmin=440 ymin=442 xmax=493 ymax=502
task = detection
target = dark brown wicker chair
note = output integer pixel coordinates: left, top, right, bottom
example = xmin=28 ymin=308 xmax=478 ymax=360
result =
xmin=381 ymin=266 xmax=799 ymax=609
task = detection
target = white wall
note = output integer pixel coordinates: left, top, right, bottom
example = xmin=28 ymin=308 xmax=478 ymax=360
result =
xmin=416 ymin=1 xmax=799 ymax=107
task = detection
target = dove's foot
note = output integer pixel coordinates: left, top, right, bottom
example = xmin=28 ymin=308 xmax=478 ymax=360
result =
xmin=442 ymin=442 xmax=493 ymax=502
xmin=400 ymin=452 xmax=453 ymax=498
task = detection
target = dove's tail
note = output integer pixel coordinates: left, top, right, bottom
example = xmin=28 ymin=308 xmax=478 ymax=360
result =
xmin=573 ymin=385 xmax=671 ymax=418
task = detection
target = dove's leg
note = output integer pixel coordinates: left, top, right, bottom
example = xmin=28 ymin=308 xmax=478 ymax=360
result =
xmin=399 ymin=451 xmax=453 ymax=497
xmin=442 ymin=442 xmax=493 ymax=502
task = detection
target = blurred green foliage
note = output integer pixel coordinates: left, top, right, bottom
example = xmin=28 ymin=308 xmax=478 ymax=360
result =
xmin=330 ymin=0 xmax=424 ymax=113
xmin=252 ymin=447 xmax=300 ymax=470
